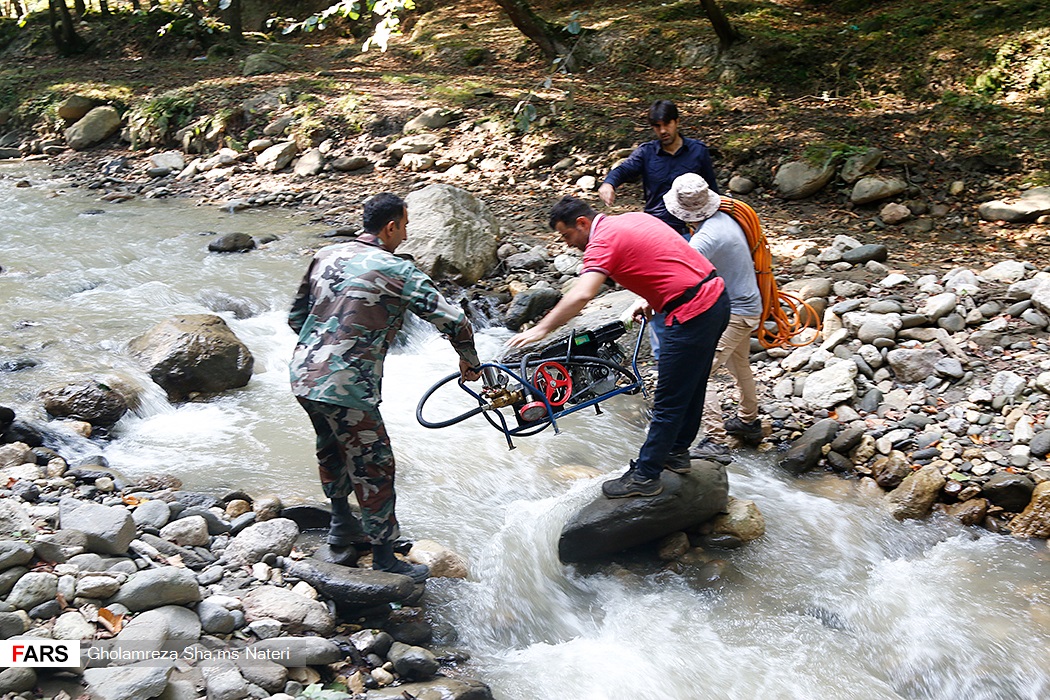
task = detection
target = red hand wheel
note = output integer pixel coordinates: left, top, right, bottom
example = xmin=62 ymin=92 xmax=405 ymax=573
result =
xmin=532 ymin=361 xmax=573 ymax=407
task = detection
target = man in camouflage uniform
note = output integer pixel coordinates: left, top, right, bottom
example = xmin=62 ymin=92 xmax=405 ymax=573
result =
xmin=289 ymin=192 xmax=481 ymax=582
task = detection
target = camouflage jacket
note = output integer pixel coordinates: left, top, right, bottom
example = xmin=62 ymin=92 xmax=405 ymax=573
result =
xmin=288 ymin=234 xmax=479 ymax=408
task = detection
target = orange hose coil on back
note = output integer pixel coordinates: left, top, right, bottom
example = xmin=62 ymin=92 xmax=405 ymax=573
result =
xmin=717 ymin=197 xmax=820 ymax=348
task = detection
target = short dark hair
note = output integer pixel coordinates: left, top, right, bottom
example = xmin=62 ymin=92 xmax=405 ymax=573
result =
xmin=548 ymin=196 xmax=597 ymax=230
xmin=363 ymin=192 xmax=406 ymax=233
xmin=648 ymin=99 xmax=679 ymax=125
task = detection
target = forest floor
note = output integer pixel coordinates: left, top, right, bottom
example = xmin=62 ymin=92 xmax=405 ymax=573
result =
xmin=3 ymin=0 xmax=1050 ymax=271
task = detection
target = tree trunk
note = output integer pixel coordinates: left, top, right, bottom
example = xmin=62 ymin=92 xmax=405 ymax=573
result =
xmin=225 ymin=0 xmax=242 ymax=41
xmin=130 ymin=0 xmax=140 ymax=10
xmin=71 ymin=0 xmax=84 ymax=18
xmin=699 ymin=0 xmax=740 ymax=51
xmin=492 ymin=0 xmax=575 ymax=69
xmin=100 ymin=0 xmax=109 ymax=16
xmin=48 ymin=0 xmax=86 ymax=55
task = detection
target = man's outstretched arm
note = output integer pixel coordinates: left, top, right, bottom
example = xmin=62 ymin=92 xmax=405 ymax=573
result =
xmin=506 ymin=272 xmax=608 ymax=348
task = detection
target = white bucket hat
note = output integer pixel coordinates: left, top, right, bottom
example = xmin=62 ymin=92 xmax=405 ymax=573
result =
xmin=663 ymin=173 xmax=722 ymax=222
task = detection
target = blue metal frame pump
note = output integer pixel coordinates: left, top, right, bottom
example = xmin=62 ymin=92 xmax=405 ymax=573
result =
xmin=416 ymin=320 xmax=648 ymax=449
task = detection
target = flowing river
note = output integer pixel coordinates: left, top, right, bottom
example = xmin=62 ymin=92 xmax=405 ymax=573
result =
xmin=3 ymin=162 xmax=1050 ymax=699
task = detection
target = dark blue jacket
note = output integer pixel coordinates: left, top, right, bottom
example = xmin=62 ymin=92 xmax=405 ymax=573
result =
xmin=602 ymin=137 xmax=719 ymax=235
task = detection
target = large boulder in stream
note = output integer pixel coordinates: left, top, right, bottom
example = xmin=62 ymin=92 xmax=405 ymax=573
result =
xmin=39 ymin=379 xmax=128 ymax=426
xmin=558 ymin=460 xmax=729 ymax=562
xmin=128 ymin=315 xmax=254 ymax=401
xmin=401 ymin=184 xmax=499 ymax=284
xmin=277 ymin=556 xmax=415 ymax=611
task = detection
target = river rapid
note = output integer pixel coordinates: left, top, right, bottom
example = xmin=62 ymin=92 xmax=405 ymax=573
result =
xmin=3 ymin=163 xmax=1050 ymax=700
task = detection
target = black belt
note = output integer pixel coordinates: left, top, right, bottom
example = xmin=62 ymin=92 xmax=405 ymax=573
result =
xmin=663 ymin=270 xmax=717 ymax=314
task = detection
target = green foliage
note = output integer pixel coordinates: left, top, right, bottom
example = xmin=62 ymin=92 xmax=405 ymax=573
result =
xmin=974 ymin=29 xmax=1050 ymax=99
xmin=335 ymin=93 xmax=371 ymax=133
xmin=126 ymin=89 xmax=197 ymax=149
xmin=940 ymin=89 xmax=1000 ymax=113
xmin=802 ymin=141 xmax=866 ymax=167
xmin=281 ymin=0 xmax=416 ymax=52
xmin=0 ymin=18 xmax=19 ymax=53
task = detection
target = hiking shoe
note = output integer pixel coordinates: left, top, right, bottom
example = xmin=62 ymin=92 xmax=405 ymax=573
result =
xmin=689 ymin=438 xmax=732 ymax=464
xmin=602 ymin=464 xmax=663 ymax=499
xmin=664 ymin=450 xmax=691 ymax=474
xmin=372 ymin=542 xmax=429 ymax=583
xmin=724 ymin=416 xmax=763 ymax=445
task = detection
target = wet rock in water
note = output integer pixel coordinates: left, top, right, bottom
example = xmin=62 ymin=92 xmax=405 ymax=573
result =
xmin=385 ymin=606 xmax=433 ymax=646
xmin=503 ymin=287 xmax=561 ymax=331
xmin=387 ymin=641 xmax=439 ymax=680
xmin=779 ymin=418 xmax=840 ymax=475
xmin=129 ymin=314 xmax=254 ymax=401
xmin=39 ymin=380 xmax=129 ymax=426
xmin=705 ymin=497 xmax=765 ymax=546
xmin=945 ymin=498 xmax=988 ymax=526
xmin=981 ymin=472 xmax=1035 ymax=512
xmin=657 ymin=531 xmax=690 ymax=560
xmin=871 ymin=450 xmax=911 ymax=490
xmin=887 ymin=465 xmax=946 ymax=520
xmin=1008 ymin=482 xmax=1050 ymax=538
xmin=59 ymin=497 xmax=135 ymax=555
xmin=558 ymin=461 xmax=729 ymax=562
xmin=279 ymin=503 xmax=332 ymax=530
xmin=280 ymin=557 xmax=414 ymax=609
xmin=407 ymin=539 xmax=469 ymax=579
xmin=208 ymin=232 xmax=256 ymax=253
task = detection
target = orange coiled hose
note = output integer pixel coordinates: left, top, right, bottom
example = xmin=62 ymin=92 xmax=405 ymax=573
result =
xmin=718 ymin=197 xmax=821 ymax=349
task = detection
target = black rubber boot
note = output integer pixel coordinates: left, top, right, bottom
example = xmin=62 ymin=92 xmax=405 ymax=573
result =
xmin=372 ymin=542 xmax=429 ymax=583
xmin=328 ymin=496 xmax=365 ymax=548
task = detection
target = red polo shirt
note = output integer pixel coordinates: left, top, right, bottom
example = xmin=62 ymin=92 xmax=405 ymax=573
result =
xmin=581 ymin=212 xmax=725 ymax=326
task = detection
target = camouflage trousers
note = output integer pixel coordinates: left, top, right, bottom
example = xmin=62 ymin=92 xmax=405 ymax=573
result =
xmin=295 ymin=397 xmax=399 ymax=545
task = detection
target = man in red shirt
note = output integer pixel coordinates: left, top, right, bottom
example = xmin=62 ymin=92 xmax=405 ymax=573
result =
xmin=508 ymin=196 xmax=730 ymax=498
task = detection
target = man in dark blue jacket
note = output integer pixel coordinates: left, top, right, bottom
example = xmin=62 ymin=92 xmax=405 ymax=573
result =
xmin=598 ymin=99 xmax=719 ymax=237
xmin=598 ymin=99 xmax=720 ymax=357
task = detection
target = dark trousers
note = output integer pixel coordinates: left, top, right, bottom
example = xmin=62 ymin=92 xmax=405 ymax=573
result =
xmin=634 ymin=291 xmax=731 ymax=478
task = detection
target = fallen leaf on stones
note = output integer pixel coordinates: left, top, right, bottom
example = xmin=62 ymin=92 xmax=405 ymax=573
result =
xmin=98 ymin=608 xmax=124 ymax=634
